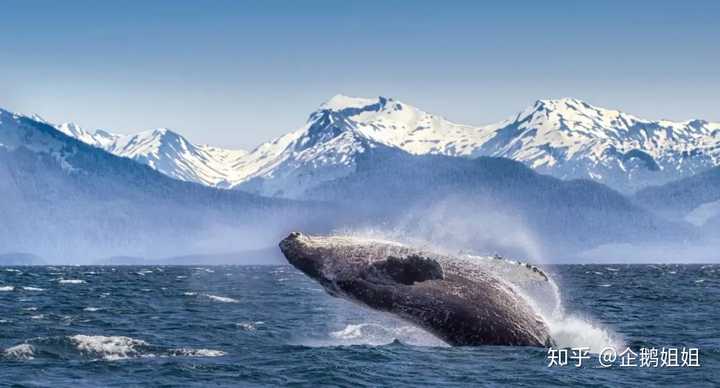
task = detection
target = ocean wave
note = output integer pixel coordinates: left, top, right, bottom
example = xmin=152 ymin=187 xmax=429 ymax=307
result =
xmin=301 ymin=323 xmax=447 ymax=348
xmin=3 ymin=344 xmax=34 ymax=360
xmin=71 ymin=335 xmax=149 ymax=360
xmin=237 ymin=321 xmax=263 ymax=331
xmin=22 ymin=286 xmax=44 ymax=291
xmin=1 ymin=335 xmax=226 ymax=362
xmin=0 ymin=286 xmax=14 ymax=291
xmin=58 ymin=279 xmax=85 ymax=284
xmin=167 ymin=348 xmax=225 ymax=357
xmin=204 ymin=294 xmax=239 ymax=303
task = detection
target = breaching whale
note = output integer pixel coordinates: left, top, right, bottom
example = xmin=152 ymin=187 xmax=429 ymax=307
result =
xmin=279 ymin=232 xmax=554 ymax=347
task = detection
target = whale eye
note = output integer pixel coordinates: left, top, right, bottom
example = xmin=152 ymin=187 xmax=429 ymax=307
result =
xmin=372 ymin=255 xmax=444 ymax=285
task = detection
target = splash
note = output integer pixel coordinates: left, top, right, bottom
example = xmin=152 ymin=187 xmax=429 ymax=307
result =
xmin=507 ymin=274 xmax=624 ymax=354
xmin=299 ymin=322 xmax=447 ymax=348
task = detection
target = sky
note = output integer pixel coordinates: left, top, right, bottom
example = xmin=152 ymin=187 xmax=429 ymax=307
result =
xmin=1 ymin=0 xmax=719 ymax=150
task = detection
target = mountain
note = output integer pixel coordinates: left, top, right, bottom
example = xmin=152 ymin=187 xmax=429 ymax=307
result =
xmin=55 ymin=95 xmax=720 ymax=197
xmin=481 ymin=98 xmax=720 ymax=193
xmin=0 ymin=108 xmax=328 ymax=262
xmin=304 ymin=145 xmax=693 ymax=260
xmin=0 ymin=105 xmax=701 ymax=261
xmin=635 ymin=166 xmax=720 ymax=228
xmin=56 ymin=124 xmax=249 ymax=188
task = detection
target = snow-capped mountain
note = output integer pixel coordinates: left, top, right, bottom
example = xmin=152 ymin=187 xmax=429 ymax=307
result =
xmin=54 ymin=95 xmax=720 ymax=197
xmin=478 ymin=98 xmax=720 ymax=192
xmin=0 ymin=108 xmax=322 ymax=260
xmin=56 ymin=124 xmax=249 ymax=188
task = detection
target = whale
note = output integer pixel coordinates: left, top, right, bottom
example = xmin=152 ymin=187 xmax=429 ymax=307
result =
xmin=279 ymin=232 xmax=554 ymax=347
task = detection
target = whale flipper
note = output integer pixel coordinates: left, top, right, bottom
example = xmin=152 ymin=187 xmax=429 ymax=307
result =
xmin=371 ymin=255 xmax=444 ymax=285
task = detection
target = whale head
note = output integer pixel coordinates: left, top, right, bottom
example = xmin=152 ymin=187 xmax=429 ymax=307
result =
xmin=279 ymin=232 xmax=444 ymax=298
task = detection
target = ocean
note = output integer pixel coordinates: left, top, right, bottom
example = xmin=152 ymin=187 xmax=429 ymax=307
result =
xmin=1 ymin=264 xmax=718 ymax=387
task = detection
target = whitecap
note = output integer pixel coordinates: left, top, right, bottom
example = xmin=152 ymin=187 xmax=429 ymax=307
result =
xmin=303 ymin=322 xmax=447 ymax=347
xmin=30 ymin=314 xmax=44 ymax=320
xmin=168 ymin=348 xmax=225 ymax=357
xmin=68 ymin=335 xmax=225 ymax=361
xmin=58 ymin=279 xmax=85 ymax=284
xmin=0 ymin=286 xmax=14 ymax=291
xmin=204 ymin=294 xmax=239 ymax=303
xmin=605 ymin=267 xmax=620 ymax=272
xmin=22 ymin=286 xmax=44 ymax=291
xmin=83 ymin=307 xmax=102 ymax=312
xmin=3 ymin=344 xmax=34 ymax=360
xmin=695 ymin=279 xmax=705 ymax=284
xmin=237 ymin=322 xmax=257 ymax=331
xmin=71 ymin=335 xmax=149 ymax=361
xmin=183 ymin=292 xmax=197 ymax=296
xmin=598 ymin=284 xmax=612 ymax=287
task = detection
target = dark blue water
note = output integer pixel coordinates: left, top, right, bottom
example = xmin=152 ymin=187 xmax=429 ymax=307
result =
xmin=1 ymin=264 xmax=718 ymax=387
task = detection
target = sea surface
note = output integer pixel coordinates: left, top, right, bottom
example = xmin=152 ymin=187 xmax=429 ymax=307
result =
xmin=1 ymin=264 xmax=718 ymax=387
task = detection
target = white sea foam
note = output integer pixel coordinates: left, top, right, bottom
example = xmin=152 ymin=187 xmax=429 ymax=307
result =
xmin=304 ymin=323 xmax=447 ymax=348
xmin=183 ymin=292 xmax=197 ymax=296
xmin=71 ymin=335 xmax=149 ymax=361
xmin=510 ymin=277 xmax=623 ymax=354
xmin=546 ymin=315 xmax=624 ymax=354
xmin=58 ymin=279 xmax=85 ymax=284
xmin=83 ymin=307 xmax=102 ymax=312
xmin=69 ymin=335 xmax=224 ymax=361
xmin=22 ymin=286 xmax=44 ymax=291
xmin=237 ymin=321 xmax=262 ymax=331
xmin=3 ymin=344 xmax=34 ymax=360
xmin=205 ymin=294 xmax=239 ymax=303
xmin=168 ymin=348 xmax=225 ymax=357
xmin=0 ymin=286 xmax=14 ymax=291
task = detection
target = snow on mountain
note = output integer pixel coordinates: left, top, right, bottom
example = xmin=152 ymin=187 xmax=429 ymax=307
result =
xmin=56 ymin=125 xmax=249 ymax=189
xmin=231 ymin=95 xmax=720 ymax=196
xmin=0 ymin=109 xmax=82 ymax=173
xmin=477 ymin=98 xmax=720 ymax=192
xmin=52 ymin=95 xmax=720 ymax=197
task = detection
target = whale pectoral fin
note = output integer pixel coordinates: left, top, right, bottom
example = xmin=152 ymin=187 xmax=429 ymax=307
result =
xmin=371 ymin=255 xmax=444 ymax=285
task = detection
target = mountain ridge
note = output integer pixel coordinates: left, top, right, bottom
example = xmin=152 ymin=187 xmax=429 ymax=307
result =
xmin=35 ymin=95 xmax=720 ymax=197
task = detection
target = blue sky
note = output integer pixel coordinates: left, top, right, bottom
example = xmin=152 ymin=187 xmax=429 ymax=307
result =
xmin=1 ymin=0 xmax=718 ymax=149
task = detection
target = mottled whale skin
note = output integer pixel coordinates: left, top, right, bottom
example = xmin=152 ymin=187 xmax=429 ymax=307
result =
xmin=279 ymin=232 xmax=553 ymax=347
